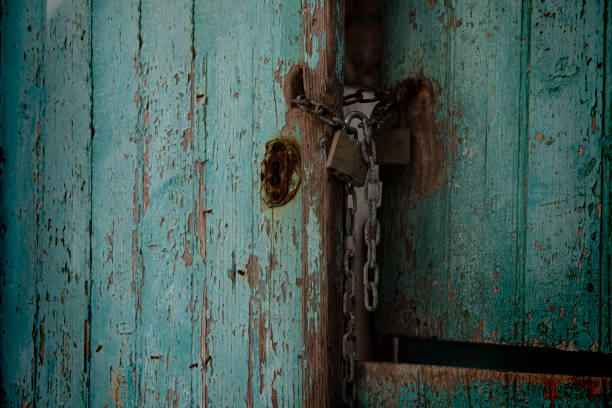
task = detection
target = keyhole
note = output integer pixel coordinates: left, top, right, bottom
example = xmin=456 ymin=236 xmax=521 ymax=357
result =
xmin=260 ymin=138 xmax=301 ymax=207
xmin=271 ymin=161 xmax=281 ymax=186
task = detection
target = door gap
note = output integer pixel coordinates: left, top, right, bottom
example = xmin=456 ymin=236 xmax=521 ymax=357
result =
xmin=344 ymin=0 xmax=384 ymax=364
xmin=395 ymin=338 xmax=612 ymax=377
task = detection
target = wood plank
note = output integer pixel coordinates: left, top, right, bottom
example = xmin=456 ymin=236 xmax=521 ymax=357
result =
xmin=356 ymin=362 xmax=612 ymax=407
xmin=377 ymin=0 xmax=611 ymax=353
xmin=301 ymin=1 xmax=345 ymax=405
xmin=37 ymin=0 xmax=93 ymax=405
xmin=1 ymin=1 xmax=343 ymax=405
xmin=524 ymin=0 xmax=607 ymax=352
xmin=603 ymin=0 xmax=612 ymax=356
xmin=90 ymin=1 xmax=141 ymax=407
xmin=136 ymin=2 xmax=200 ymax=406
xmin=194 ymin=0 xmax=343 ymax=406
xmin=0 ymin=1 xmax=44 ymax=406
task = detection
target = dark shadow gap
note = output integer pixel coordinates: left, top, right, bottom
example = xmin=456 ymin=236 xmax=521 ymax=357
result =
xmin=393 ymin=338 xmax=612 ymax=378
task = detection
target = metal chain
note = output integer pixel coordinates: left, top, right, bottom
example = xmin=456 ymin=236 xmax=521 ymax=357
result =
xmin=291 ymin=94 xmax=385 ymax=405
xmin=344 ymin=112 xmax=381 ymax=312
xmin=362 ymin=121 xmax=381 ymax=312
xmin=342 ymin=181 xmax=357 ymax=407
xmin=291 ymin=95 xmax=358 ymax=135
xmin=343 ymin=88 xmax=388 ymax=106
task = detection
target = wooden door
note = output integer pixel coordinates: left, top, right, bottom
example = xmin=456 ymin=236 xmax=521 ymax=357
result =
xmin=361 ymin=0 xmax=612 ymax=405
xmin=0 ymin=1 xmax=343 ymax=406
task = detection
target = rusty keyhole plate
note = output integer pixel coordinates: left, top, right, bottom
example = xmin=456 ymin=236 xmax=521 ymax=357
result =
xmin=260 ymin=138 xmax=301 ymax=207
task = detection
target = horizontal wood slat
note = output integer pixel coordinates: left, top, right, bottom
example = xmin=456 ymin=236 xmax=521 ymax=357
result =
xmin=357 ymin=362 xmax=612 ymax=407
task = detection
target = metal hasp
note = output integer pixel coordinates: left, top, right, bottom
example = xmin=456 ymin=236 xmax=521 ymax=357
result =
xmin=260 ymin=138 xmax=301 ymax=207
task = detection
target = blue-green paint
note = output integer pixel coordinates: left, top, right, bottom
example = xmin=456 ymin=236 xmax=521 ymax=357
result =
xmin=357 ymin=363 xmax=612 ymax=407
xmin=377 ymin=0 xmax=611 ymax=354
xmin=1 ymin=0 xmax=341 ymax=406
xmin=0 ymin=1 xmax=43 ymax=406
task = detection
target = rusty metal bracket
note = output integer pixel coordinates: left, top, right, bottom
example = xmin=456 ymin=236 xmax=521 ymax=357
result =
xmin=260 ymin=138 xmax=301 ymax=207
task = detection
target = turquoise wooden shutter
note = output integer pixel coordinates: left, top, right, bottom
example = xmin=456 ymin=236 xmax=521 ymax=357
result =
xmin=360 ymin=0 xmax=612 ymax=405
xmin=377 ymin=0 xmax=611 ymax=354
xmin=1 ymin=1 xmax=344 ymax=406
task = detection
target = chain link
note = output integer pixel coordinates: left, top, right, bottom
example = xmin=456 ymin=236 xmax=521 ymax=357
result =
xmin=342 ymin=181 xmax=357 ymax=407
xmin=345 ymin=112 xmax=381 ymax=312
xmin=291 ymin=95 xmax=358 ymax=135
xmin=343 ymin=88 xmax=388 ymax=106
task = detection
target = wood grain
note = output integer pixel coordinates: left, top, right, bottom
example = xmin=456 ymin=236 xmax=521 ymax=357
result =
xmin=357 ymin=362 xmax=612 ymax=407
xmin=0 ymin=1 xmax=44 ymax=406
xmin=37 ymin=0 xmax=92 ymax=405
xmin=1 ymin=0 xmax=344 ymax=406
xmin=377 ymin=0 xmax=611 ymax=353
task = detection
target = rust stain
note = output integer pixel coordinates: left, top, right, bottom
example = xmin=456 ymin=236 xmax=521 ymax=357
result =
xmin=597 ymin=202 xmax=601 ymax=218
xmin=109 ymin=370 xmax=124 ymax=408
xmin=182 ymin=59 xmax=195 ymax=151
xmin=108 ymin=228 xmax=114 ymax=261
xmin=182 ymin=129 xmax=193 ymax=151
xmin=246 ymin=255 xmax=260 ymax=289
xmin=578 ymin=247 xmax=586 ymax=270
xmin=258 ymin=299 xmax=267 ymax=394
xmin=167 ymin=388 xmax=179 ymax=408
xmin=131 ymin=229 xmax=138 ymax=293
xmin=357 ymin=362 xmax=612 ymax=402
xmin=182 ymin=240 xmax=193 ymax=266
xmin=133 ymin=169 xmax=139 ymax=223
xmin=274 ymin=59 xmax=284 ymax=85
xmin=21 ymin=395 xmax=32 ymax=408
xmin=535 ymin=132 xmax=544 ymax=142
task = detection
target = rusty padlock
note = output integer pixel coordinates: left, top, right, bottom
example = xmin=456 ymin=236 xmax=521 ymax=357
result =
xmin=325 ymin=127 xmax=411 ymax=185
xmin=325 ymin=129 xmax=368 ymax=186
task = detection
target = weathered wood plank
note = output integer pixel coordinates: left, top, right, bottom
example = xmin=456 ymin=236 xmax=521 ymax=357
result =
xmin=524 ymin=0 xmax=607 ymax=352
xmin=195 ymin=2 xmax=305 ymax=406
xmin=0 ymin=1 xmax=44 ymax=406
xmin=37 ymin=0 xmax=93 ymax=405
xmin=603 ymin=0 xmax=612 ymax=356
xmin=378 ymin=0 xmax=611 ymax=353
xmin=301 ymin=2 xmax=345 ymax=405
xmin=356 ymin=362 xmax=612 ymax=407
xmin=194 ymin=0 xmax=343 ymax=406
xmin=136 ymin=2 xmax=199 ymax=406
xmin=90 ymin=1 xmax=141 ymax=407
xmin=1 ymin=1 xmax=343 ymax=405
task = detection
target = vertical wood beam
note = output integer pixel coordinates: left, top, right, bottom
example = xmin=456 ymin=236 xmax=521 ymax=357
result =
xmin=301 ymin=1 xmax=344 ymax=406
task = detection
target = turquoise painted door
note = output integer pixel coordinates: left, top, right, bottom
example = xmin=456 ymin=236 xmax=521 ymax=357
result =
xmin=1 ymin=1 xmax=344 ymax=406
xmin=360 ymin=0 xmax=612 ymax=406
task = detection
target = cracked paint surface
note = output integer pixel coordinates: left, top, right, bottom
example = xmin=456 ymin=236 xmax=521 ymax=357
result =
xmin=1 ymin=0 xmax=342 ymax=407
xmin=377 ymin=0 xmax=612 ymax=356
